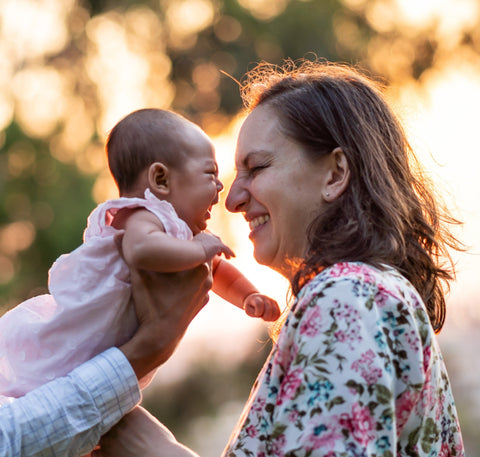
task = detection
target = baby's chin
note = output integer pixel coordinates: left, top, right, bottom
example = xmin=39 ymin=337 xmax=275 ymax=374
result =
xmin=191 ymin=221 xmax=207 ymax=235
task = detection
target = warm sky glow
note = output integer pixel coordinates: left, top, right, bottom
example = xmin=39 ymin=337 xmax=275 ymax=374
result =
xmin=1 ymin=0 xmax=478 ymax=327
xmin=392 ymin=58 xmax=480 ymax=329
xmin=1 ymin=0 xmax=480 ymax=454
xmin=396 ymin=0 xmax=478 ymax=36
xmin=85 ymin=10 xmax=174 ymax=137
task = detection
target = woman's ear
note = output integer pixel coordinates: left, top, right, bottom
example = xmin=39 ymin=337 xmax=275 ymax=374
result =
xmin=323 ymin=147 xmax=350 ymax=201
xmin=148 ymin=162 xmax=170 ymax=196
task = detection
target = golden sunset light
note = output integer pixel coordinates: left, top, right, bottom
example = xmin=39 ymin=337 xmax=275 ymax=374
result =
xmin=1 ymin=0 xmax=479 ymax=454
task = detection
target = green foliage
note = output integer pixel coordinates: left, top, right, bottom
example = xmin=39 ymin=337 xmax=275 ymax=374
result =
xmin=169 ymin=0 xmax=370 ymax=122
xmin=0 ymin=122 xmax=96 ymax=309
xmin=2 ymin=0 xmax=479 ymax=454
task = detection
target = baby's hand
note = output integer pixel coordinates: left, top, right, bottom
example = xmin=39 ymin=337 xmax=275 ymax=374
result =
xmin=244 ymin=293 xmax=281 ymax=322
xmin=193 ymin=231 xmax=235 ymax=261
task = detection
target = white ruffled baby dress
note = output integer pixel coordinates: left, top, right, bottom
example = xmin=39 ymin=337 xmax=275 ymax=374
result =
xmin=0 ymin=189 xmax=192 ymax=399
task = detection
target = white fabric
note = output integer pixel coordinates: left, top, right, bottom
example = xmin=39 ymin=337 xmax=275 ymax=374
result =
xmin=0 ymin=347 xmax=141 ymax=457
xmin=0 ymin=190 xmax=191 ymax=398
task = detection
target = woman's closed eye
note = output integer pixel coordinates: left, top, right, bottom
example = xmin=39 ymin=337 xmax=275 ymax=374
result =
xmin=248 ymin=164 xmax=269 ymax=176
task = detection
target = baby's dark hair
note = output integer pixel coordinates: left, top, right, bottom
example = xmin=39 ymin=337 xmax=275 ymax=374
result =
xmin=106 ymin=108 xmax=189 ymax=194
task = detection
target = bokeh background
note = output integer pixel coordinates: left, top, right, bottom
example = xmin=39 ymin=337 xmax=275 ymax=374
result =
xmin=1 ymin=0 xmax=480 ymax=455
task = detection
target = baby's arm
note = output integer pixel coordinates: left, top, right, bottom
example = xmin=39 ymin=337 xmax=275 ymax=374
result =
xmin=212 ymin=258 xmax=281 ymax=321
xmin=118 ymin=208 xmax=233 ymax=272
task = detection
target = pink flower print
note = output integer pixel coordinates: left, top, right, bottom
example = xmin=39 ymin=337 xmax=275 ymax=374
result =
xmin=333 ymin=300 xmax=355 ymax=320
xmin=438 ymin=441 xmax=452 ymax=457
xmin=455 ymin=441 xmax=465 ymax=456
xmin=361 ymin=349 xmax=375 ymax=363
xmin=363 ymin=367 xmax=383 ymax=385
xmin=251 ymin=397 xmax=266 ymax=413
xmin=404 ymin=328 xmax=421 ymax=352
xmin=288 ymin=408 xmax=299 ymax=422
xmin=351 ymin=350 xmax=382 ymax=385
xmin=307 ymin=415 xmax=343 ymax=450
xmin=270 ymin=434 xmax=286 ymax=457
xmin=331 ymin=305 xmax=363 ymax=350
xmin=374 ymin=283 xmax=392 ymax=308
xmin=422 ymin=344 xmax=432 ymax=373
xmin=395 ymin=390 xmax=418 ymax=431
xmin=348 ymin=403 xmax=376 ymax=446
xmin=334 ymin=329 xmax=347 ymax=342
xmin=277 ymin=368 xmax=303 ymax=406
xmin=329 ymin=262 xmax=366 ymax=278
xmin=275 ymin=342 xmax=298 ymax=372
xmin=246 ymin=425 xmax=258 ymax=438
xmin=299 ymin=306 xmax=324 ymax=337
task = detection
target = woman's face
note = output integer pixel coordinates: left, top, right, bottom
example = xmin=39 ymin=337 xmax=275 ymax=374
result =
xmin=226 ymin=104 xmax=332 ymax=279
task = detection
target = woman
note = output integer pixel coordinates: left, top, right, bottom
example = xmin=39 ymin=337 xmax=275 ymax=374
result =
xmin=97 ymin=60 xmax=465 ymax=456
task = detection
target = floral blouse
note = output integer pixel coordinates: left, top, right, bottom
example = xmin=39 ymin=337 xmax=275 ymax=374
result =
xmin=224 ymin=262 xmax=464 ymax=457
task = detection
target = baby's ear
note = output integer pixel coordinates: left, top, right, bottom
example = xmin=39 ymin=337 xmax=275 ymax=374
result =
xmin=148 ymin=162 xmax=170 ymax=195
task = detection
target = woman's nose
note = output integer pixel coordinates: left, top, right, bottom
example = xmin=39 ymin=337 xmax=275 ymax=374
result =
xmin=225 ymin=178 xmax=248 ymax=213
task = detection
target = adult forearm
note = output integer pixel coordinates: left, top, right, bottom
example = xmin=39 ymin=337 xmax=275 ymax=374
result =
xmin=0 ymin=348 xmax=140 ymax=457
xmin=94 ymin=406 xmax=201 ymax=457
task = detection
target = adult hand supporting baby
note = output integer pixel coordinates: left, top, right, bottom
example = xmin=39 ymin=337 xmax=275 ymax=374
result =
xmin=92 ymin=406 xmax=199 ymax=457
xmin=120 ymin=265 xmax=212 ymax=381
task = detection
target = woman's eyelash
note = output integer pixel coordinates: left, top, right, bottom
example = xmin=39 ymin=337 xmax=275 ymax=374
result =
xmin=249 ymin=164 xmax=268 ymax=174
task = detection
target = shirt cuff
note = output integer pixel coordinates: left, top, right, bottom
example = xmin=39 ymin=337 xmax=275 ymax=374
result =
xmin=70 ymin=347 xmax=142 ymax=432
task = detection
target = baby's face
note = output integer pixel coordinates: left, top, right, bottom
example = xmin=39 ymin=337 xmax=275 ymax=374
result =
xmin=168 ymin=127 xmax=223 ymax=234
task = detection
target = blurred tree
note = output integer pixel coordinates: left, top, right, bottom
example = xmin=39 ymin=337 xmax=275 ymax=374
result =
xmin=0 ymin=122 xmax=96 ymax=310
xmin=2 ymin=0 xmax=374 ymax=308
xmin=1 ymin=0 xmax=479 ymax=454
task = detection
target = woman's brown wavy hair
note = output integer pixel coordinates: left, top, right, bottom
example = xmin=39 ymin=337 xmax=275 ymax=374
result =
xmin=240 ymin=59 xmax=462 ymax=333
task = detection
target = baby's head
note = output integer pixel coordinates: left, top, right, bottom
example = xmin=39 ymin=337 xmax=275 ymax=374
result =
xmin=107 ymin=109 xmax=201 ymax=194
xmin=106 ymin=108 xmax=223 ymax=234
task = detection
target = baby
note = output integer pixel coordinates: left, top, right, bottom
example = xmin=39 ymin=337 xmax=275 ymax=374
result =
xmin=0 ymin=109 xmax=280 ymax=400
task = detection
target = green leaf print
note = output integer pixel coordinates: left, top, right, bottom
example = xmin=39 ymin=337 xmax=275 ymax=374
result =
xmin=326 ymin=396 xmax=345 ymax=411
xmin=376 ymin=384 xmax=392 ymax=404
xmin=346 ymin=379 xmax=365 ymax=395
xmin=420 ymin=418 xmax=439 ymax=453
xmin=271 ymin=423 xmax=288 ymax=439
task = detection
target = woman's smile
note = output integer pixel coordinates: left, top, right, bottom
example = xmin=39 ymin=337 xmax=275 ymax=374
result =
xmin=226 ymin=103 xmax=331 ymax=278
xmin=248 ymin=214 xmax=270 ymax=233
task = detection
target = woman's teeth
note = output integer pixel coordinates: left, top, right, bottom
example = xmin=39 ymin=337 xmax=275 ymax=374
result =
xmin=249 ymin=215 xmax=270 ymax=230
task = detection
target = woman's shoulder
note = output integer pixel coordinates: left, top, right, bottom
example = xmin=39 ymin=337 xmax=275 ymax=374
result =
xmin=289 ymin=261 xmax=431 ymax=348
xmin=298 ymin=261 xmax=420 ymax=307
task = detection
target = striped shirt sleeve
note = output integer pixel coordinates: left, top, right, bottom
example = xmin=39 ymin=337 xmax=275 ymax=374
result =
xmin=0 ymin=347 xmax=141 ymax=457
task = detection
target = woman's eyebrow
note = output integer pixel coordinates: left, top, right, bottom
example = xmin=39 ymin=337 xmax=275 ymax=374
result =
xmin=241 ymin=150 xmax=271 ymax=166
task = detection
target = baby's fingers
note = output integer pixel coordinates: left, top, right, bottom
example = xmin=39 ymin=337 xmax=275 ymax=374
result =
xmin=220 ymin=244 xmax=235 ymax=259
xmin=261 ymin=298 xmax=281 ymax=321
xmin=244 ymin=295 xmax=264 ymax=318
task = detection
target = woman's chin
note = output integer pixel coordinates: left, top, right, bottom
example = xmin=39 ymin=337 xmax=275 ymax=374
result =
xmin=252 ymin=246 xmax=283 ymax=274
xmin=252 ymin=246 xmax=271 ymax=267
